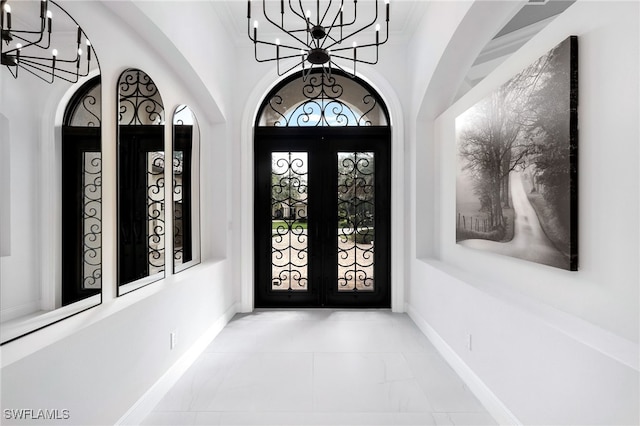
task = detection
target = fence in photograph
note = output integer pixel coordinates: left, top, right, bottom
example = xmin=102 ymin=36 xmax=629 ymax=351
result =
xmin=457 ymin=213 xmax=490 ymax=233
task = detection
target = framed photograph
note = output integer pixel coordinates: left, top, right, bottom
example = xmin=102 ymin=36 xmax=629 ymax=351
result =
xmin=456 ymin=36 xmax=578 ymax=271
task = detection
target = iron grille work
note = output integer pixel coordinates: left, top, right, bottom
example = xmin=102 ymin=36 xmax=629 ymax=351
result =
xmin=337 ymin=152 xmax=375 ymax=291
xmin=82 ymin=152 xmax=102 ymax=289
xmin=65 ymin=79 xmax=101 ymax=127
xmin=271 ymin=152 xmax=309 ymax=291
xmin=118 ymin=69 xmax=165 ymax=125
xmin=147 ymin=153 xmax=165 ymax=274
xmin=258 ymin=70 xmax=388 ymax=127
xmin=173 ymin=153 xmax=185 ymax=264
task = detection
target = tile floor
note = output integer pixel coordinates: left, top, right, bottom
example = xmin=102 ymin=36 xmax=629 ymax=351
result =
xmin=142 ymin=310 xmax=496 ymax=426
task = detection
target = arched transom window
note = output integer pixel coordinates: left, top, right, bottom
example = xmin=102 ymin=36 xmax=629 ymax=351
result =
xmin=257 ymin=70 xmax=389 ymax=127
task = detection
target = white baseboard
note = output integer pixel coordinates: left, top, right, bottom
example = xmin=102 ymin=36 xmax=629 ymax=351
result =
xmin=115 ymin=302 xmax=239 ymax=425
xmin=406 ymin=304 xmax=521 ymax=426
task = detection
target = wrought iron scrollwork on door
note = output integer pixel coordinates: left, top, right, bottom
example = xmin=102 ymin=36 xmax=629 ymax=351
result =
xmin=337 ymin=152 xmax=375 ymax=291
xmin=271 ymin=152 xmax=309 ymax=291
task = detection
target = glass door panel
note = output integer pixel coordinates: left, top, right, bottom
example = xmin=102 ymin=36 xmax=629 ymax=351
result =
xmin=337 ymin=152 xmax=375 ymax=292
xmin=271 ymin=152 xmax=309 ymax=291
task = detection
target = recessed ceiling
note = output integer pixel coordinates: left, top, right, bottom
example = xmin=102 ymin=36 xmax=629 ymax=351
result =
xmin=456 ymin=0 xmax=576 ymax=100
xmin=495 ymin=0 xmax=576 ymax=39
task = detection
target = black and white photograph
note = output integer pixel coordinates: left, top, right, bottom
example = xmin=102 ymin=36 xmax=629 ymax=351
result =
xmin=456 ymin=36 xmax=578 ymax=271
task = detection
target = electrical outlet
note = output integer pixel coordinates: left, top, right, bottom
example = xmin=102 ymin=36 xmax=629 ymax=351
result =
xmin=467 ymin=334 xmax=473 ymax=351
xmin=170 ymin=332 xmax=177 ymax=350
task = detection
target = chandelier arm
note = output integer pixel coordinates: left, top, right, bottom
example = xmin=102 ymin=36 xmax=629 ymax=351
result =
xmin=277 ymin=56 xmax=305 ymax=77
xmin=278 ymin=45 xmax=309 ymax=55
xmin=324 ymin=0 xmax=377 ymax=50
xmin=327 ymin=59 xmax=354 ymax=78
xmin=4 ymin=27 xmax=47 ymax=36
xmin=255 ymin=37 xmax=306 ymax=54
xmin=330 ymin=53 xmax=378 ymax=66
xmin=13 ymin=63 xmax=52 ymax=83
xmin=329 ymin=20 xmax=388 ymax=52
xmin=33 ymin=48 xmax=81 ymax=64
xmin=256 ymin=0 xmax=308 ymax=48
xmin=297 ymin=0 xmax=306 ymax=23
xmin=331 ymin=37 xmax=383 ymax=52
xmin=287 ymin=0 xmax=305 ymax=21
xmin=319 ymin=0 xmax=345 ymax=49
xmin=278 ymin=52 xmax=307 ymax=61
xmin=247 ymin=15 xmax=307 ymax=40
xmin=284 ymin=28 xmax=310 ymax=34
xmin=16 ymin=40 xmax=86 ymax=64
xmin=318 ymin=0 xmax=333 ymax=27
xmin=18 ymin=56 xmax=83 ymax=75
xmin=4 ymin=29 xmax=51 ymax=52
xmin=337 ymin=0 xmax=359 ymax=30
xmin=3 ymin=11 xmax=47 ymax=36
xmin=254 ymin=43 xmax=303 ymax=63
xmin=3 ymin=63 xmax=17 ymax=78
xmin=15 ymin=58 xmax=81 ymax=84
xmin=378 ymin=20 xmax=390 ymax=45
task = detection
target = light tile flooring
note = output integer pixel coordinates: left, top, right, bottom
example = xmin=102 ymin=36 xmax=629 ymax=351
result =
xmin=142 ymin=310 xmax=496 ymax=426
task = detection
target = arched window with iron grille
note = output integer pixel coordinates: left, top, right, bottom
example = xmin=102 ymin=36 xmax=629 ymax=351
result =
xmin=61 ymin=75 xmax=102 ymax=306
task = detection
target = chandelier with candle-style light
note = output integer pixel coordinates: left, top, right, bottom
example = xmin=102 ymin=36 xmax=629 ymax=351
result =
xmin=248 ymin=0 xmax=390 ymax=79
xmin=1 ymin=0 xmax=94 ymax=84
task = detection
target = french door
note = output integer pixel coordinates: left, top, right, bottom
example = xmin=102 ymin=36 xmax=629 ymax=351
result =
xmin=254 ymin=127 xmax=390 ymax=308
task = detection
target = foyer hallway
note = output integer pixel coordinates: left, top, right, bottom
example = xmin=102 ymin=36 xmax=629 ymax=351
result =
xmin=142 ymin=310 xmax=496 ymax=425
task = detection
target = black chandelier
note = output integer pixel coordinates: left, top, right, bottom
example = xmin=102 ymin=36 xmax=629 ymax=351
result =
xmin=1 ymin=0 xmax=93 ymax=83
xmin=248 ymin=0 xmax=390 ymax=79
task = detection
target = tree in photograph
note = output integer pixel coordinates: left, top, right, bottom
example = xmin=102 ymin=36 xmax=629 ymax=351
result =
xmin=527 ymin=41 xmax=572 ymax=229
xmin=458 ymin=53 xmax=552 ymax=233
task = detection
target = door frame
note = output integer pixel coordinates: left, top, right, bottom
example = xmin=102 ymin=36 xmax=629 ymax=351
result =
xmin=239 ymin=67 xmax=406 ymax=312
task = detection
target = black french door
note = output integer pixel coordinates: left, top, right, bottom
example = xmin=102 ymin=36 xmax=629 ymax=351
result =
xmin=254 ymin=127 xmax=390 ymax=308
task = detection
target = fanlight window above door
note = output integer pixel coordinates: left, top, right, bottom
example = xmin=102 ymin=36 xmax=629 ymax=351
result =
xmin=257 ymin=70 xmax=389 ymax=127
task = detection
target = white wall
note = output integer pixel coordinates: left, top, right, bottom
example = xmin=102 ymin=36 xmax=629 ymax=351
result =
xmin=407 ymin=1 xmax=639 ymax=424
xmin=0 ymin=79 xmax=41 ymax=321
xmin=0 ymin=1 xmax=238 ymax=424
xmin=0 ymin=71 xmax=74 ymax=320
